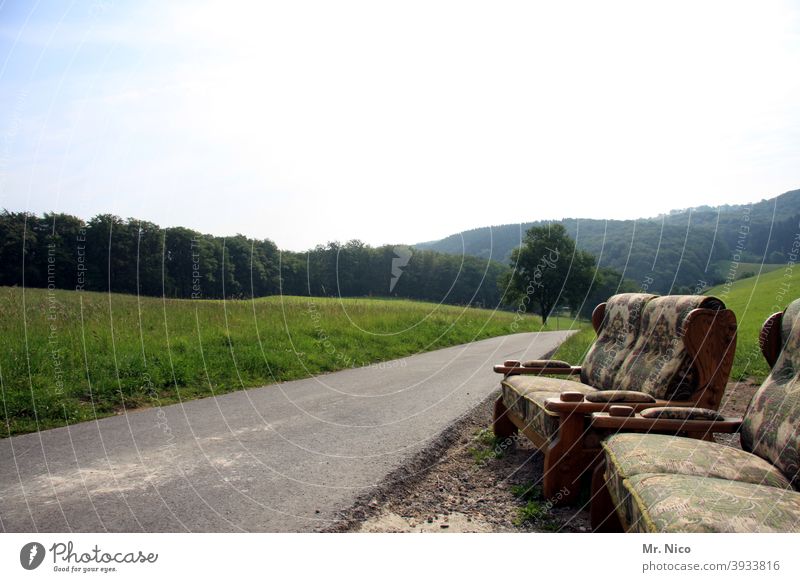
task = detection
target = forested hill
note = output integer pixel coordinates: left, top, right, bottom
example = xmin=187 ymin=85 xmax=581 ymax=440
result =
xmin=415 ymin=188 xmax=800 ymax=294
xmin=0 ymin=212 xmax=506 ymax=307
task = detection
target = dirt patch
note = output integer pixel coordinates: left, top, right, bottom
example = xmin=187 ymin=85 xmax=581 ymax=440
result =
xmin=330 ymin=395 xmax=591 ymax=533
xmin=331 ymin=380 xmax=758 ymax=533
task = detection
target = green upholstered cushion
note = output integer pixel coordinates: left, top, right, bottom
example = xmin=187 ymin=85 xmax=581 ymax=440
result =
xmin=602 ymin=433 xmax=793 ymax=531
xmin=624 ymin=473 xmax=800 ymax=533
xmin=585 ymin=390 xmax=656 ymax=403
xmin=639 ymin=407 xmax=725 ymax=421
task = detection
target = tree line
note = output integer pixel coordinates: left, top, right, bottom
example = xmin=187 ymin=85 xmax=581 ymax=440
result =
xmin=0 ymin=211 xmax=509 ymax=307
xmin=1 ymin=211 xmax=631 ymax=319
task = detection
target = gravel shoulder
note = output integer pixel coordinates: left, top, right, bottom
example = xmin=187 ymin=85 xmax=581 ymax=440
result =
xmin=334 ymin=379 xmax=760 ymax=533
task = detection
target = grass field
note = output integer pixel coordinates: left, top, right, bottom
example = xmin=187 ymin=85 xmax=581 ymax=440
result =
xmin=0 ymin=286 xmax=564 ymax=436
xmin=706 ymin=265 xmax=798 ymax=380
xmin=714 ymin=261 xmax=783 ymax=281
xmin=552 ymin=265 xmax=800 ymax=382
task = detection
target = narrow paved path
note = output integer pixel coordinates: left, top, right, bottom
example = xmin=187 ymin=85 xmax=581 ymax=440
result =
xmin=0 ymin=331 xmax=573 ymax=532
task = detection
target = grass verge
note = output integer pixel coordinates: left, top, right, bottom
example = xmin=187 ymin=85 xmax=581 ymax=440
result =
xmin=0 ymin=287 xmax=558 ymax=436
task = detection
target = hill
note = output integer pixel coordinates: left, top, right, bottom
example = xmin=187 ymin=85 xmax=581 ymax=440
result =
xmin=0 ymin=287 xmax=572 ymax=437
xmin=416 ymin=188 xmax=800 ymax=294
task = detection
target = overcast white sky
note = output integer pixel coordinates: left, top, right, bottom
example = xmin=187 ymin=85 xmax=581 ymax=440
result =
xmin=1 ymin=0 xmax=800 ymax=250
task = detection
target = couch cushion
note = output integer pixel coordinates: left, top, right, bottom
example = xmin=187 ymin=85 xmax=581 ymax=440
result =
xmin=581 ymin=293 xmax=657 ymax=390
xmin=501 ymin=387 xmax=560 ymax=440
xmin=741 ymin=298 xmax=800 ymax=488
xmin=585 ymin=390 xmax=656 ymax=403
xmin=501 ymin=376 xmax=597 ymax=441
xmin=639 ymin=407 xmax=725 ymax=421
xmin=604 ymin=433 xmax=792 ymax=489
xmin=623 ymin=473 xmax=800 ymax=533
xmin=501 ymin=374 xmax=598 ymax=396
xmin=615 ymin=295 xmax=725 ymax=400
xmin=602 ymin=433 xmax=793 ymax=530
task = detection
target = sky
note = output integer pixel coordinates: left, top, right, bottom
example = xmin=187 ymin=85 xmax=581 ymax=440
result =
xmin=1 ymin=0 xmax=800 ymax=251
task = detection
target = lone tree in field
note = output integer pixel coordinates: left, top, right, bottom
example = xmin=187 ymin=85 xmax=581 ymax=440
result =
xmin=505 ymin=224 xmax=595 ymax=324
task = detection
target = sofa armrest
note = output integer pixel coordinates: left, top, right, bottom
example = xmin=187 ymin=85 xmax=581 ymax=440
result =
xmin=494 ymin=360 xmax=581 ymax=376
xmin=590 ymin=408 xmax=741 ymax=433
xmin=544 ymin=393 xmax=677 ymax=415
xmin=544 ymin=392 xmax=664 ymax=415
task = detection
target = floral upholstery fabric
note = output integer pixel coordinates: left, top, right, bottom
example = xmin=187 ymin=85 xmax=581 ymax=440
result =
xmin=501 ymin=374 xmax=597 ymax=396
xmin=585 ymin=390 xmax=656 ymax=403
xmin=741 ymin=299 xmax=800 ymax=488
xmin=501 ymin=376 xmax=598 ymax=441
xmin=615 ymin=295 xmax=726 ymax=400
xmin=581 ymin=293 xmax=658 ymax=390
xmin=603 ymin=433 xmax=794 ymax=531
xmin=500 ymin=386 xmax=560 ymax=439
xmin=639 ymin=407 xmax=725 ymax=421
xmin=622 ymin=473 xmax=800 ymax=533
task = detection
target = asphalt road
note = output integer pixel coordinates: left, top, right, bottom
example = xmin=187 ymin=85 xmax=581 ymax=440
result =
xmin=0 ymin=330 xmax=573 ymax=532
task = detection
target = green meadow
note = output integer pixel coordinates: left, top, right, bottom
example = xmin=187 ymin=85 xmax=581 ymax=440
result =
xmin=707 ymin=264 xmax=798 ymax=380
xmin=0 ymin=286 xmax=557 ymax=436
xmin=553 ymin=264 xmax=800 ymax=382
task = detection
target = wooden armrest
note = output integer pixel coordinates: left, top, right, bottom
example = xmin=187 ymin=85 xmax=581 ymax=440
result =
xmin=590 ymin=412 xmax=742 ymax=433
xmin=544 ymin=397 xmax=676 ymax=414
xmin=494 ymin=364 xmax=581 ymax=376
xmin=544 ymin=394 xmax=696 ymax=414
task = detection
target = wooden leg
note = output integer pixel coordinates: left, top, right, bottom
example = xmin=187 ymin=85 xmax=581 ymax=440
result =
xmin=543 ymin=412 xmax=585 ymax=505
xmin=590 ymin=460 xmax=622 ymax=532
xmin=493 ymin=396 xmax=518 ymax=439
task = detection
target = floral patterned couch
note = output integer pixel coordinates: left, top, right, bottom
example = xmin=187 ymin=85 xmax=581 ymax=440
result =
xmin=493 ymin=293 xmax=737 ymax=504
xmin=496 ymin=293 xmax=733 ymax=444
xmin=598 ymin=299 xmax=800 ymax=532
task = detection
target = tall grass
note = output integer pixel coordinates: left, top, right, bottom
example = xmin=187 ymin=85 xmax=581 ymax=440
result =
xmin=0 ymin=287 xmax=557 ymax=436
xmin=706 ymin=265 xmax=800 ymax=381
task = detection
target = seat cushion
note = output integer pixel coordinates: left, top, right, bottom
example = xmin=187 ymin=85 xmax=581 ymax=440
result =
xmin=603 ymin=433 xmax=793 ymax=530
xmin=501 ymin=376 xmax=597 ymax=441
xmin=623 ymin=473 xmax=800 ymax=533
xmin=501 ymin=374 xmax=598 ymax=396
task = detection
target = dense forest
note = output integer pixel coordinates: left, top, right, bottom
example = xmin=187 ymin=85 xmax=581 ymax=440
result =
xmin=0 ymin=211 xmax=510 ymax=307
xmin=416 ymin=188 xmax=800 ymax=294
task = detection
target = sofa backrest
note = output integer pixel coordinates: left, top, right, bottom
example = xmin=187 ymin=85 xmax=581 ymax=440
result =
xmin=741 ymin=298 xmax=800 ymax=488
xmin=613 ymin=295 xmax=727 ymax=400
xmin=581 ymin=293 xmax=658 ymax=390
